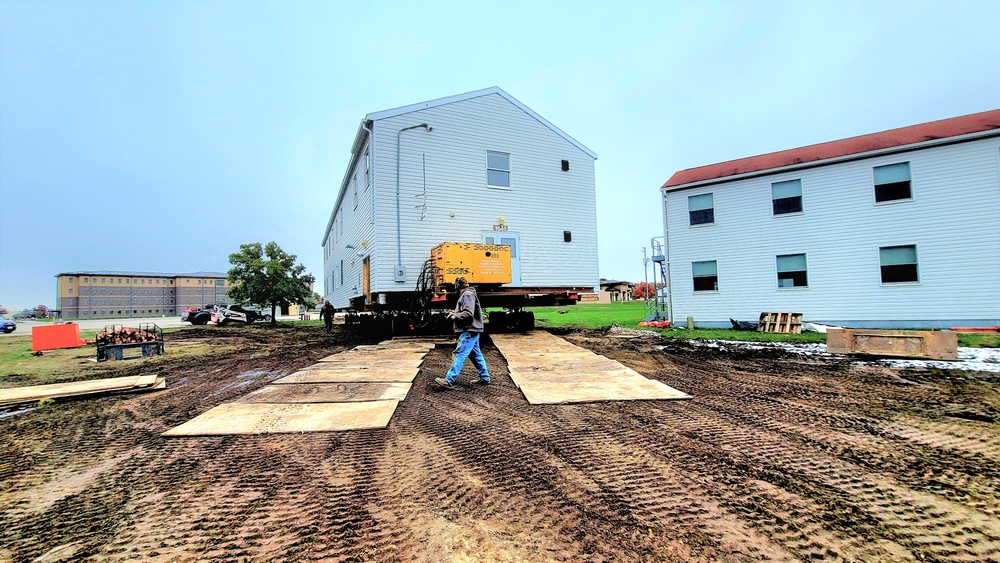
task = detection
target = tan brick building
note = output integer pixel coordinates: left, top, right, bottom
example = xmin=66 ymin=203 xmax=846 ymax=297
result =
xmin=55 ymin=271 xmax=233 ymax=319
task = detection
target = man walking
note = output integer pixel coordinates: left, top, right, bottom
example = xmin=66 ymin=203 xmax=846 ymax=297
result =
xmin=435 ymin=277 xmax=490 ymax=389
xmin=320 ymin=300 xmax=335 ymax=333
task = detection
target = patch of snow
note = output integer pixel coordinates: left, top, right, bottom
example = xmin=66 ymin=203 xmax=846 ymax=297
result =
xmin=657 ymin=340 xmax=1000 ymax=373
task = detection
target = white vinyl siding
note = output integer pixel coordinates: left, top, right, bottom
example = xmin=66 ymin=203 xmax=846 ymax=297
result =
xmin=367 ymin=92 xmax=598 ymax=294
xmin=324 ymin=91 xmax=598 ymax=307
xmin=663 ymin=137 xmax=1000 ymax=327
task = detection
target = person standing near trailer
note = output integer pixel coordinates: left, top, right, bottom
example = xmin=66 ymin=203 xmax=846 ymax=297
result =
xmin=435 ymin=277 xmax=490 ymax=389
xmin=320 ymin=301 xmax=336 ymax=333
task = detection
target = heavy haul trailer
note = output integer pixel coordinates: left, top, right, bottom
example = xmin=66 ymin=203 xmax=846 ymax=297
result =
xmin=345 ymin=242 xmax=585 ymax=336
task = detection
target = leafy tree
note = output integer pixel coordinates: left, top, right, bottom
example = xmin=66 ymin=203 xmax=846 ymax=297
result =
xmin=632 ymin=282 xmax=657 ymax=300
xmin=228 ymin=241 xmax=316 ymax=325
xmin=32 ymin=305 xmax=49 ymax=318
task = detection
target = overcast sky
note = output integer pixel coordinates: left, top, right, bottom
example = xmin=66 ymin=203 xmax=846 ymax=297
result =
xmin=1 ymin=0 xmax=998 ymax=311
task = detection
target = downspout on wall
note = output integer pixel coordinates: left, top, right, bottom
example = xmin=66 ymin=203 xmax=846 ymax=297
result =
xmin=662 ymin=189 xmax=674 ymax=326
xmin=394 ymin=123 xmax=432 ymax=283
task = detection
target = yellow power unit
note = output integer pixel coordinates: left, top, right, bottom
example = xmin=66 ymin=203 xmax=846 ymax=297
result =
xmin=431 ymin=242 xmax=512 ymax=286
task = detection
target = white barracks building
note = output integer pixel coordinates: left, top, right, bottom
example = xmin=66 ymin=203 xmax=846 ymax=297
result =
xmin=660 ymin=109 xmax=1000 ymax=329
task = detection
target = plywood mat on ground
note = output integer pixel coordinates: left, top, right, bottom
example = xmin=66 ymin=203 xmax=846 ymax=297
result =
xmin=492 ymin=331 xmax=691 ymax=405
xmin=0 ymin=374 xmax=164 ymax=406
xmin=165 ymin=339 xmax=434 ymax=436
xmin=273 ymin=364 xmax=421 ymax=384
xmin=162 ymin=401 xmax=399 ymax=436
xmin=236 ymin=383 xmax=411 ymax=404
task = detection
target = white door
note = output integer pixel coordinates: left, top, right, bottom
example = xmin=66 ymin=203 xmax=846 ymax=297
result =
xmin=482 ymin=231 xmax=521 ymax=286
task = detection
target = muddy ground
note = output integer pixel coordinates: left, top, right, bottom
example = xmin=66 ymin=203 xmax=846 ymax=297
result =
xmin=1 ymin=325 xmax=999 ymax=562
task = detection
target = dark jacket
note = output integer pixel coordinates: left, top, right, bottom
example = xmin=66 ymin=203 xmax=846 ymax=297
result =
xmin=452 ymin=286 xmax=484 ymax=333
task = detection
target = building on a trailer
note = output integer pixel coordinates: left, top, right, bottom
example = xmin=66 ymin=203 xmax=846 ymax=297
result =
xmin=659 ymin=109 xmax=1000 ymax=329
xmin=321 ymin=87 xmax=599 ymax=309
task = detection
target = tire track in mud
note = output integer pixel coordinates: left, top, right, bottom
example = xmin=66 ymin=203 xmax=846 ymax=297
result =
xmin=2 ymin=327 xmax=999 ymax=562
xmin=570 ymin=334 xmax=1000 ymax=562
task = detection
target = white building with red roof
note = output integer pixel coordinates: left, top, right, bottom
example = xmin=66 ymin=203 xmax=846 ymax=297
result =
xmin=660 ymin=109 xmax=1000 ymax=329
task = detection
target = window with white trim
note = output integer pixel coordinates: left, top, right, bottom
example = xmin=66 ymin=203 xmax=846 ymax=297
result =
xmin=487 ymin=151 xmax=510 ymax=188
xmin=874 ymin=162 xmax=911 ymax=202
xmin=692 ymin=260 xmax=718 ymax=291
xmin=688 ymin=193 xmax=714 ymax=225
xmin=771 ymin=179 xmax=802 ymax=215
xmin=776 ymin=254 xmax=808 ymax=287
xmin=879 ymin=245 xmax=919 ymax=283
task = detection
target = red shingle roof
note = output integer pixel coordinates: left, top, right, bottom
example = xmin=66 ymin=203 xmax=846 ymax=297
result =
xmin=662 ymin=109 xmax=1000 ymax=189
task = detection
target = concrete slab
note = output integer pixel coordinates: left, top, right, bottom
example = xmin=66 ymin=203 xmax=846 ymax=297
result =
xmin=493 ymin=331 xmax=691 ymax=405
xmin=161 ymin=400 xmax=399 ymax=436
xmin=236 ymin=383 xmax=411 ymax=403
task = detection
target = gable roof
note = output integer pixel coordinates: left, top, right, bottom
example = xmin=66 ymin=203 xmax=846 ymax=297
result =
xmin=366 ymin=86 xmax=598 ymax=159
xmin=323 ymin=87 xmax=597 ymax=243
xmin=663 ymin=109 xmax=1000 ymax=190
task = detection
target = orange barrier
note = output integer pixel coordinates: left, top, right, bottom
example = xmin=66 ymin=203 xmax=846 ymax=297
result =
xmin=32 ymin=323 xmax=84 ymax=352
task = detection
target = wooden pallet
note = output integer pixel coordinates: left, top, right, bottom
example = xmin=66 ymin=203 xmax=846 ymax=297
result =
xmin=758 ymin=312 xmax=803 ymax=334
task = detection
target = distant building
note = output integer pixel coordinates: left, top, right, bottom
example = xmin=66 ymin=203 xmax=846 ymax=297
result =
xmin=660 ymin=109 xmax=1000 ymax=328
xmin=55 ymin=271 xmax=233 ymax=319
xmin=598 ymin=279 xmax=635 ymax=303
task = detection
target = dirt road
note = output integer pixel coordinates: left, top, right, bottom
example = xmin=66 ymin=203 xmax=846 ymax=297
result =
xmin=1 ymin=325 xmax=998 ymax=562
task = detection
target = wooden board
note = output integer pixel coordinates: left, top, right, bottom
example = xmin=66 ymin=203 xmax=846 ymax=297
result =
xmin=513 ymin=376 xmax=690 ymax=405
xmin=827 ymin=328 xmax=958 ymax=360
xmin=236 ymin=383 xmax=411 ymax=404
xmin=0 ymin=375 xmax=164 ymax=406
xmin=273 ymin=365 xmax=420 ymax=384
xmin=492 ymin=331 xmax=691 ymax=405
xmin=161 ymin=401 xmax=399 ymax=436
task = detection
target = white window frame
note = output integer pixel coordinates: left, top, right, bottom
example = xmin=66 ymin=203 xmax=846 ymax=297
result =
xmin=771 ymin=179 xmax=803 ymax=216
xmin=878 ymin=244 xmax=920 ymax=285
xmin=692 ymin=260 xmax=719 ymax=292
xmin=688 ymin=193 xmax=715 ymax=226
xmin=873 ymin=161 xmax=912 ymax=204
xmin=486 ymin=150 xmax=511 ymax=189
xmin=775 ymin=253 xmax=808 ymax=288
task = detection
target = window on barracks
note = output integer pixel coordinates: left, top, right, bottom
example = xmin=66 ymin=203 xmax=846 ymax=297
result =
xmin=688 ymin=193 xmax=715 ymax=226
xmin=772 ymin=179 xmax=803 ymax=215
xmin=776 ymin=254 xmax=808 ymax=288
xmin=879 ymin=245 xmax=919 ymax=284
xmin=692 ymin=260 xmax=718 ymax=292
xmin=487 ymin=151 xmax=511 ymax=188
xmin=874 ymin=162 xmax=911 ymax=203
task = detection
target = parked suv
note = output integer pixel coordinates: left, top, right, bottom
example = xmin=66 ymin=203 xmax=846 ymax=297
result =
xmin=0 ymin=315 xmax=16 ymax=334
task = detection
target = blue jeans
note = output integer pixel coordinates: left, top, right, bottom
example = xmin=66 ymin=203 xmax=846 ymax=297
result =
xmin=445 ymin=331 xmax=489 ymax=384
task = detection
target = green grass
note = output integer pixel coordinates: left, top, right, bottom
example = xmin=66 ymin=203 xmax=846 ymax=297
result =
xmin=526 ymin=301 xmax=998 ymax=347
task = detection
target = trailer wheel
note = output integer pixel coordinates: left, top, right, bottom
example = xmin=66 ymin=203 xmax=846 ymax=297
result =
xmin=488 ymin=311 xmax=508 ymax=333
xmin=516 ymin=311 xmax=535 ymax=332
xmin=263 ymin=315 xmax=272 ymax=322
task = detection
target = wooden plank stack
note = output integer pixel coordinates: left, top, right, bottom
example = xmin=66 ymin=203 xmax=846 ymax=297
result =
xmin=758 ymin=312 xmax=803 ymax=334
